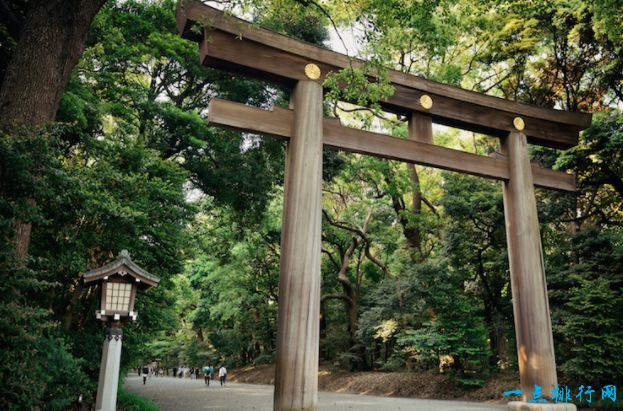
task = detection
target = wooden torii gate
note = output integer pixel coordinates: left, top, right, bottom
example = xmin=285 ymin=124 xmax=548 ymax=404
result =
xmin=176 ymin=2 xmax=591 ymax=410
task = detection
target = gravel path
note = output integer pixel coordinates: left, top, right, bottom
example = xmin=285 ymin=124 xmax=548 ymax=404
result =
xmin=124 ymin=375 xmax=506 ymax=411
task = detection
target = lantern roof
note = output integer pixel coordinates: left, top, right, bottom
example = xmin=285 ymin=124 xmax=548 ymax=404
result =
xmin=82 ymin=250 xmax=160 ymax=290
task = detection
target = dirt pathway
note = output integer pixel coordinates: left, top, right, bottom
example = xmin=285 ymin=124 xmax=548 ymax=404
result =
xmin=124 ymin=376 xmax=506 ymax=410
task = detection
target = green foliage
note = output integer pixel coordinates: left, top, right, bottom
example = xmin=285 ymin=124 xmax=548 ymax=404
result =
xmin=1 ymin=21 xmax=196 ymax=399
xmin=560 ymin=275 xmax=623 ymax=385
xmin=330 ymin=0 xmax=463 ymax=80
xmin=324 ymin=62 xmax=395 ymax=111
xmin=256 ymin=0 xmax=329 ymax=44
xmin=253 ymin=352 xmax=275 ymax=366
xmin=548 ymin=228 xmax=623 ymax=387
xmin=84 ymin=0 xmax=285 ymax=220
xmin=0 ymin=302 xmax=92 ymax=410
xmin=117 ymin=388 xmax=160 ymax=411
xmin=0 ymin=262 xmax=80 ymax=410
xmin=537 ymin=113 xmax=623 ymax=388
xmin=142 ymin=194 xmax=283 ymax=368
xmin=2 ymin=0 xmax=623 ymax=406
xmin=0 ymin=130 xmax=92 ymax=409
xmin=397 ymin=260 xmax=490 ymax=385
xmin=591 ymin=0 xmax=623 ymax=46
xmin=555 ymin=112 xmax=623 ymax=226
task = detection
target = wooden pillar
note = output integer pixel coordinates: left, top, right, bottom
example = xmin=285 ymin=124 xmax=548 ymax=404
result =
xmin=274 ymin=80 xmax=323 ymax=411
xmin=408 ymin=111 xmax=433 ymax=144
xmin=501 ymin=132 xmax=558 ymax=403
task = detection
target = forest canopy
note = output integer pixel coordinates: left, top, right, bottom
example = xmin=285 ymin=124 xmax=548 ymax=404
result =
xmin=0 ymin=0 xmax=622 ymax=409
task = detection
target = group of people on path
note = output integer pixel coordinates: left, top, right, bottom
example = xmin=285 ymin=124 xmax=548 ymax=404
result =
xmin=201 ymin=365 xmax=227 ymax=386
xmin=139 ymin=364 xmax=227 ymax=386
xmin=173 ymin=366 xmax=197 ymax=379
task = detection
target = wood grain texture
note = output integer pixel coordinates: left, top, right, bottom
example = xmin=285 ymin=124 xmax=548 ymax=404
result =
xmin=177 ymin=0 xmax=592 ymax=148
xmin=409 ymin=112 xmax=433 ymax=144
xmin=273 ymin=81 xmax=323 ymax=411
xmin=501 ymin=132 xmax=558 ymax=402
xmin=197 ymin=29 xmax=582 ymax=149
xmin=207 ymin=99 xmax=576 ymax=192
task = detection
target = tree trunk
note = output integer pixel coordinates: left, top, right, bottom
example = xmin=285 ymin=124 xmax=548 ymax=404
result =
xmin=483 ymin=299 xmax=499 ymax=367
xmin=0 ymin=0 xmax=107 ymax=259
xmin=337 ymin=239 xmax=360 ymax=353
xmin=389 ymin=191 xmax=420 ymax=254
xmin=0 ymin=0 xmax=107 ymax=127
xmin=494 ymin=319 xmax=508 ymax=368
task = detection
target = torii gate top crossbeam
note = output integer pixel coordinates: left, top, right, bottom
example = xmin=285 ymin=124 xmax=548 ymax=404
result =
xmin=177 ymin=0 xmax=591 ymax=150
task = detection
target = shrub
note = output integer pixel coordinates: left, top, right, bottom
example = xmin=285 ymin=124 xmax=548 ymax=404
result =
xmin=117 ymin=388 xmax=159 ymax=411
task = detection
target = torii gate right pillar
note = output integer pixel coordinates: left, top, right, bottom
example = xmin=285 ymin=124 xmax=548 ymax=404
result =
xmin=501 ymin=132 xmax=573 ymax=410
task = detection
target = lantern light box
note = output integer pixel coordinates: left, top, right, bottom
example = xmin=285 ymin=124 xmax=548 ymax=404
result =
xmin=83 ymin=250 xmax=160 ymax=322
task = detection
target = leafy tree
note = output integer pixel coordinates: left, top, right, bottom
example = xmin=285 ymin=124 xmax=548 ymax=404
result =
xmin=547 ymin=227 xmax=623 ymax=387
xmin=321 ymin=174 xmax=397 ymax=369
xmin=0 ymin=0 xmax=108 ymax=259
xmin=440 ymin=173 xmax=512 ymax=368
xmin=0 ymin=131 xmax=92 ymax=409
xmin=179 ymin=200 xmax=281 ymax=366
xmin=81 ymin=0 xmax=285 ymax=219
xmin=396 ymin=260 xmax=490 ymax=386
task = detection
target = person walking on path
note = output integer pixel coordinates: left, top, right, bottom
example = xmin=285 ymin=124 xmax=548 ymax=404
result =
xmin=203 ymin=365 xmax=213 ymax=386
xmin=142 ymin=366 xmax=149 ymax=385
xmin=218 ymin=365 xmax=227 ymax=386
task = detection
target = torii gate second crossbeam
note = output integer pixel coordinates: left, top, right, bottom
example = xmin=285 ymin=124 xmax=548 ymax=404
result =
xmin=177 ymin=2 xmax=592 ymax=411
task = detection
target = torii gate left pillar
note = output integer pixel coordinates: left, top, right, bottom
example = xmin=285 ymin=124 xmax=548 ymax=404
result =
xmin=274 ymin=78 xmax=323 ymax=411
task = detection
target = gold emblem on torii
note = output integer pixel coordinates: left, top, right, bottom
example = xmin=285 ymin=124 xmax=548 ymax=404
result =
xmin=419 ymin=94 xmax=433 ymax=109
xmin=304 ymin=63 xmax=321 ymax=80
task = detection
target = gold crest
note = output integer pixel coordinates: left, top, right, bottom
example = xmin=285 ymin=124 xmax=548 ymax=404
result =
xmin=304 ymin=64 xmax=321 ymax=80
xmin=420 ymin=94 xmax=433 ymax=109
xmin=513 ymin=117 xmax=525 ymax=131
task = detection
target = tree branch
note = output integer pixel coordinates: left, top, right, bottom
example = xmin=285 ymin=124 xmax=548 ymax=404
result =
xmin=321 ymin=293 xmax=354 ymax=306
xmin=321 ymin=246 xmax=341 ymax=271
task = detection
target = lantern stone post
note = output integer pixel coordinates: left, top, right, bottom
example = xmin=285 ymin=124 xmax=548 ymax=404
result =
xmin=82 ymin=250 xmax=160 ymax=411
xmin=95 ymin=325 xmax=124 ymax=411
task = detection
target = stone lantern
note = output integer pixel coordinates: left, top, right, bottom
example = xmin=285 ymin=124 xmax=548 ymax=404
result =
xmin=83 ymin=250 xmax=160 ymax=411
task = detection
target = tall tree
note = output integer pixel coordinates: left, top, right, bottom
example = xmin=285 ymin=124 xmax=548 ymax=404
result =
xmin=0 ymin=0 xmax=107 ymax=259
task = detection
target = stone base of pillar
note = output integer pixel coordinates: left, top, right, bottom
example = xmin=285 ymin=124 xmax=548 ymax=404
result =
xmin=508 ymin=402 xmax=577 ymax=411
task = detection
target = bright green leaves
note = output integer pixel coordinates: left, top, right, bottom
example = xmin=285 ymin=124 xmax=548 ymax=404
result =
xmin=591 ymin=0 xmax=623 ymax=47
xmin=556 ymin=113 xmax=623 ymax=226
xmin=324 ymin=61 xmax=395 ymax=112
xmin=164 ymin=197 xmax=283 ymax=367
xmin=324 ymin=0 xmax=622 ymax=109
xmin=81 ymin=0 xmax=288 ymax=221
